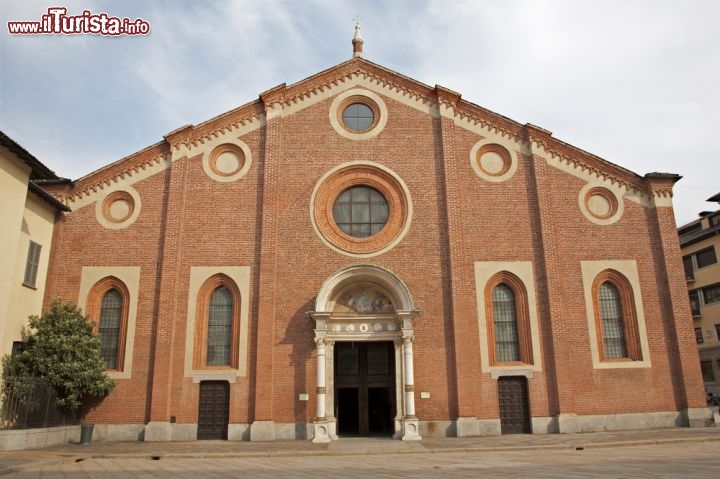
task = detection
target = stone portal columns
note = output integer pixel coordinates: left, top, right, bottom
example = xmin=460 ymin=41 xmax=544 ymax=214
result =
xmin=400 ymin=312 xmax=421 ymax=441
xmin=311 ymin=314 xmax=332 ymax=443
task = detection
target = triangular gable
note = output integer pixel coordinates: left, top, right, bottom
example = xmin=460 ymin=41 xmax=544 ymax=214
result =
xmin=63 ymin=56 xmax=662 ymax=210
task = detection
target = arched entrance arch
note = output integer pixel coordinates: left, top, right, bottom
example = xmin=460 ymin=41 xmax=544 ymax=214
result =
xmin=309 ymin=264 xmax=421 ymax=442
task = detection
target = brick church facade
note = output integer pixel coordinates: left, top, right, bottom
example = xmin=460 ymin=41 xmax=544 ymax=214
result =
xmin=42 ymin=30 xmax=707 ymax=442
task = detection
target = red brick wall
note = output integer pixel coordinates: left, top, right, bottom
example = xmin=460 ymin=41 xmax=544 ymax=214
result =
xmin=43 ymin=63 xmax=705 ymax=430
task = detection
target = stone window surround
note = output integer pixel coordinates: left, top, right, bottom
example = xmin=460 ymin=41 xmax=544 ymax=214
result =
xmin=581 ymin=260 xmax=651 ymax=369
xmin=193 ymin=274 xmax=242 ymax=370
xmin=184 ymin=266 xmax=251 ymax=380
xmin=474 ymin=262 xmax=543 ymax=376
xmin=484 ymin=271 xmax=534 ymax=366
xmin=78 ymin=266 xmax=140 ymax=379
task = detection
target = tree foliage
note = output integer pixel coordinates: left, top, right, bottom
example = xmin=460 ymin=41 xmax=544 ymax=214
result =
xmin=2 ymin=299 xmax=115 ymax=414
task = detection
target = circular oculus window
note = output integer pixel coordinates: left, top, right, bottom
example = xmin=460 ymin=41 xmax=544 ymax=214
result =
xmin=329 ymin=89 xmax=388 ymax=140
xmin=209 ymin=144 xmax=245 ymax=177
xmin=469 ymin=140 xmax=518 ymax=183
xmin=341 ymin=102 xmax=376 ymax=133
xmin=578 ymin=184 xmax=623 ymax=225
xmin=103 ymin=191 xmax=134 ymax=224
xmin=202 ymin=140 xmax=253 ymax=183
xmin=312 ymin=162 xmax=412 ymax=256
xmin=96 ymin=187 xmax=142 ymax=230
xmin=332 ymin=185 xmax=389 ymax=238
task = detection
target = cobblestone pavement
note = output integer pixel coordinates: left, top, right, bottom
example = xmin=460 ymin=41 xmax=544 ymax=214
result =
xmin=4 ymin=441 xmax=720 ymax=478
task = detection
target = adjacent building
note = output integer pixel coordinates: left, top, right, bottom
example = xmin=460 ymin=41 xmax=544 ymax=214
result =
xmin=0 ymin=131 xmax=69 ymax=365
xmin=679 ymin=194 xmax=720 ymax=396
xmin=13 ymin=32 xmax=709 ymax=442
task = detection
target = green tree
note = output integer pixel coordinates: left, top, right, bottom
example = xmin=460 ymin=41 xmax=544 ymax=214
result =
xmin=2 ymin=299 xmax=115 ymax=415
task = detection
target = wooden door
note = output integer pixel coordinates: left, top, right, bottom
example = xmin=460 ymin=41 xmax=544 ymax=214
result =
xmin=335 ymin=342 xmax=394 ymax=436
xmin=498 ymin=376 xmax=531 ymax=434
xmin=197 ymin=381 xmax=229 ymax=440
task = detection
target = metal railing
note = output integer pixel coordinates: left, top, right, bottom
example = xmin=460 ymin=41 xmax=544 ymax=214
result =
xmin=1 ymin=377 xmax=74 ymax=430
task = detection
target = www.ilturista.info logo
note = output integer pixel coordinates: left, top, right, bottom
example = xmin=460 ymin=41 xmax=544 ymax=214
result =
xmin=7 ymin=7 xmax=150 ymax=35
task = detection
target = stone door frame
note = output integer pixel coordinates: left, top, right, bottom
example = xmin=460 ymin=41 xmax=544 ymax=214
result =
xmin=308 ymin=264 xmax=421 ymax=442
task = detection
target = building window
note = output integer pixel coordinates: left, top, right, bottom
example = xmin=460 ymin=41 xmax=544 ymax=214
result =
xmin=86 ymin=276 xmax=130 ymax=371
xmin=696 ymin=247 xmax=717 ymax=269
xmin=715 ymin=324 xmax=720 ymax=341
xmin=311 ymin=162 xmax=412 ymax=256
xmin=342 ymin=102 xmax=375 ymax=132
xmin=592 ymin=270 xmax=642 ymax=361
xmin=492 ymin=284 xmax=520 ymax=362
xmin=684 ymin=247 xmax=717 ymax=281
xmin=701 ymin=360 xmax=715 ymax=383
xmin=598 ymin=283 xmax=628 ymax=357
xmin=485 ymin=272 xmax=532 ymax=365
xmin=690 ymin=290 xmax=701 ymax=317
xmin=703 ymin=284 xmax=720 ymax=306
xmin=22 ymin=241 xmax=42 ymax=288
xmin=332 ymin=186 xmax=389 ymax=238
xmin=194 ymin=274 xmax=240 ymax=369
xmin=683 ymin=255 xmax=695 ymax=281
xmin=207 ymin=286 xmax=233 ymax=366
xmin=99 ymin=289 xmax=123 ymax=369
xmin=696 ymin=327 xmax=704 ymax=344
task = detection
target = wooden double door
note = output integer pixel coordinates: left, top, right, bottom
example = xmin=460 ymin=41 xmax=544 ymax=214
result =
xmin=497 ymin=376 xmax=531 ymax=434
xmin=335 ymin=341 xmax=395 ymax=436
xmin=197 ymin=381 xmax=229 ymax=440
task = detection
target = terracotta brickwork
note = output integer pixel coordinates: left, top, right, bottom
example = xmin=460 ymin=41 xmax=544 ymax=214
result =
xmin=42 ymin=56 xmax=706 ymax=440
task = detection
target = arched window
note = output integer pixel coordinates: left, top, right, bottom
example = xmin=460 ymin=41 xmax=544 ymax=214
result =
xmin=597 ymin=282 xmax=627 ymax=358
xmin=207 ymin=286 xmax=233 ymax=366
xmin=592 ymin=270 xmax=642 ymax=361
xmin=485 ymin=272 xmax=533 ymax=365
xmin=86 ymin=276 xmax=130 ymax=371
xmin=194 ymin=275 xmax=241 ymax=369
xmin=492 ymin=284 xmax=520 ymax=362
xmin=99 ymin=289 xmax=123 ymax=369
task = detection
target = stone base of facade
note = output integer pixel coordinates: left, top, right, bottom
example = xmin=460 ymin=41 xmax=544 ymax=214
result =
xmin=401 ymin=418 xmax=422 ymax=441
xmin=250 ymin=421 xmax=312 ymax=441
xmin=683 ymin=407 xmax=714 ymax=428
xmin=312 ymin=420 xmax=332 ymax=443
xmin=556 ymin=410 xmax=700 ymax=433
xmin=144 ymin=422 xmax=197 ymax=441
xmin=0 ymin=425 xmax=79 ymax=451
xmin=93 ymin=424 xmax=146 ymax=442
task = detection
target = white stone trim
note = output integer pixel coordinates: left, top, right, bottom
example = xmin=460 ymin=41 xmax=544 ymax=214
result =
xmin=578 ymin=181 xmax=624 ymax=225
xmin=314 ymin=264 xmax=414 ymax=313
xmin=329 ymin=88 xmax=388 ymax=140
xmin=201 ymin=137 xmax=253 ymax=183
xmin=469 ymin=138 xmax=518 ymax=183
xmin=474 ymin=261 xmax=542 ymax=374
xmin=184 ymin=266 xmax=251 ymax=378
xmin=580 ymin=260 xmax=651 ymax=369
xmin=95 ymin=186 xmax=141 ymax=230
xmin=77 ymin=266 xmax=140 ymax=379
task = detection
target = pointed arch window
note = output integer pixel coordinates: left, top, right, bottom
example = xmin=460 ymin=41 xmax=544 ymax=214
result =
xmin=485 ymin=272 xmax=533 ymax=365
xmin=99 ymin=289 xmax=123 ymax=368
xmin=492 ymin=284 xmax=520 ymax=362
xmin=592 ymin=270 xmax=642 ymax=361
xmin=207 ymin=286 xmax=233 ymax=366
xmin=195 ymin=275 xmax=241 ymax=369
xmin=86 ymin=277 xmax=130 ymax=371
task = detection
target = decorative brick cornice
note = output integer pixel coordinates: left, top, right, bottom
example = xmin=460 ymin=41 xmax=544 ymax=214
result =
xmin=523 ymin=124 xmax=649 ymax=197
xmin=644 ymin=173 xmax=681 ymax=200
xmin=66 ymin=142 xmax=170 ymax=205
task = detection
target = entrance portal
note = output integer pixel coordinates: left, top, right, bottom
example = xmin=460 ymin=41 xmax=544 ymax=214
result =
xmin=498 ymin=376 xmax=531 ymax=434
xmin=335 ymin=342 xmax=395 ymax=436
xmin=197 ymin=381 xmax=229 ymax=440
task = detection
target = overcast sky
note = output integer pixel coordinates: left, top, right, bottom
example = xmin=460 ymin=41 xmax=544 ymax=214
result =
xmin=1 ymin=0 xmax=718 ymax=226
